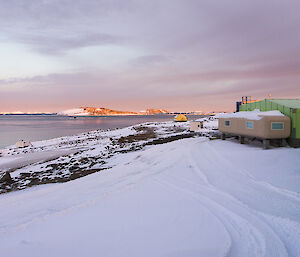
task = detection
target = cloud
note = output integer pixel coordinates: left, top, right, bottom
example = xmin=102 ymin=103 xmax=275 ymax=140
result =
xmin=0 ymin=0 xmax=131 ymax=54
xmin=131 ymin=55 xmax=170 ymax=67
xmin=2 ymin=0 xmax=299 ymax=58
xmin=15 ymin=32 xmax=124 ymax=55
xmin=1 ymin=58 xmax=300 ymax=111
xmin=1 ymin=0 xmax=300 ymax=111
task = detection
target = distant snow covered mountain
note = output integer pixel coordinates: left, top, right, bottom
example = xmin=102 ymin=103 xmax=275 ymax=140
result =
xmin=57 ymin=108 xmax=90 ymax=116
xmin=57 ymin=107 xmax=170 ymax=116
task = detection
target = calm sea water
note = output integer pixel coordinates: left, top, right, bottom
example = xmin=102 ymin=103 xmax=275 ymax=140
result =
xmin=0 ymin=115 xmax=204 ymax=148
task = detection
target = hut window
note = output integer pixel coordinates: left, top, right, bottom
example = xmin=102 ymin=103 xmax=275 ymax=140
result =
xmin=246 ymin=121 xmax=254 ymax=129
xmin=225 ymin=120 xmax=230 ymax=126
xmin=271 ymin=122 xmax=284 ymax=130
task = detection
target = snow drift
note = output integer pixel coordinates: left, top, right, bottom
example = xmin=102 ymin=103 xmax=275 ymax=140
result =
xmin=0 ymin=137 xmax=300 ymax=257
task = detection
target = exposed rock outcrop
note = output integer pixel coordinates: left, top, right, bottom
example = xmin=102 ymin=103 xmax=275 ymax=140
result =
xmin=0 ymin=172 xmax=13 ymax=184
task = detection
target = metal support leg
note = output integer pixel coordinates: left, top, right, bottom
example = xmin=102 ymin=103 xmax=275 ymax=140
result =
xmin=221 ymin=133 xmax=226 ymax=140
xmin=263 ymin=139 xmax=270 ymax=149
xmin=239 ymin=136 xmax=245 ymax=144
xmin=281 ymin=139 xmax=288 ymax=147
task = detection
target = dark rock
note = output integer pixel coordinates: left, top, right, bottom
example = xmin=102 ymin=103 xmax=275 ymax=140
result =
xmin=0 ymin=172 xmax=13 ymax=184
xmin=28 ymin=178 xmax=40 ymax=186
xmin=20 ymin=172 xmax=31 ymax=178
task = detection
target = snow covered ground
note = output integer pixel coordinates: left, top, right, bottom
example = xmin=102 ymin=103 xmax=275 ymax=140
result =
xmin=0 ymin=121 xmax=198 ymax=193
xmin=0 ymin=118 xmax=300 ymax=257
xmin=57 ymin=108 xmax=90 ymax=116
xmin=216 ymin=109 xmax=285 ymax=120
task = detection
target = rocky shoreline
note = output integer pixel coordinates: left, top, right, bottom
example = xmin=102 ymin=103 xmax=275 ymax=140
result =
xmin=0 ymin=118 xmax=219 ymax=194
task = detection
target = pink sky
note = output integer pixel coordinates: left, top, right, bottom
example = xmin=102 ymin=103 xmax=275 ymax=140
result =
xmin=0 ymin=0 xmax=300 ymax=113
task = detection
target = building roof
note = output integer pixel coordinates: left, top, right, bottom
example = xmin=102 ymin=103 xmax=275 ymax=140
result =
xmin=269 ymin=99 xmax=300 ymax=109
xmin=217 ymin=110 xmax=284 ymax=120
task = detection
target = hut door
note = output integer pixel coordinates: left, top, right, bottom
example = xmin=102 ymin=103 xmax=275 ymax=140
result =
xmin=293 ymin=128 xmax=296 ymax=138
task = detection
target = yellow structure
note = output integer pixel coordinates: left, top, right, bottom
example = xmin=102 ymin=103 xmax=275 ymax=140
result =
xmin=174 ymin=114 xmax=187 ymax=122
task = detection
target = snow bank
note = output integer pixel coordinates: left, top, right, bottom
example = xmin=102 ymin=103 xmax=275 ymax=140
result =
xmin=57 ymin=108 xmax=89 ymax=116
xmin=0 ymin=138 xmax=300 ymax=257
xmin=216 ymin=109 xmax=284 ymax=120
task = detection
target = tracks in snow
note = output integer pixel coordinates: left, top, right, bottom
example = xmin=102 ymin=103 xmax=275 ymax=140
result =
xmin=150 ymin=139 xmax=300 ymax=257
xmin=0 ymin=138 xmax=299 ymax=257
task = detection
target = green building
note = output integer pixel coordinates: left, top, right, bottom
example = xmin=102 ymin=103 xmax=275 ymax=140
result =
xmin=239 ymin=99 xmax=300 ymax=147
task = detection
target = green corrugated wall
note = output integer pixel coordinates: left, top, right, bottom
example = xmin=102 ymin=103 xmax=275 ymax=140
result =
xmin=239 ymin=99 xmax=300 ymax=139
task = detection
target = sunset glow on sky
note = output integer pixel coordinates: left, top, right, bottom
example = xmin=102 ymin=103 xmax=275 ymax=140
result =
xmin=0 ymin=0 xmax=300 ymax=113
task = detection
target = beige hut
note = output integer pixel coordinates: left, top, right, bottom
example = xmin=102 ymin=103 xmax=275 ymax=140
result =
xmin=16 ymin=140 xmax=32 ymax=148
xmin=218 ymin=110 xmax=290 ymax=148
xmin=190 ymin=120 xmax=203 ymax=132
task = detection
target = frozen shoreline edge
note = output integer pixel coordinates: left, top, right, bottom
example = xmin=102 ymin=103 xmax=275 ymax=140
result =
xmin=1 ymin=119 xmax=219 ymax=194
